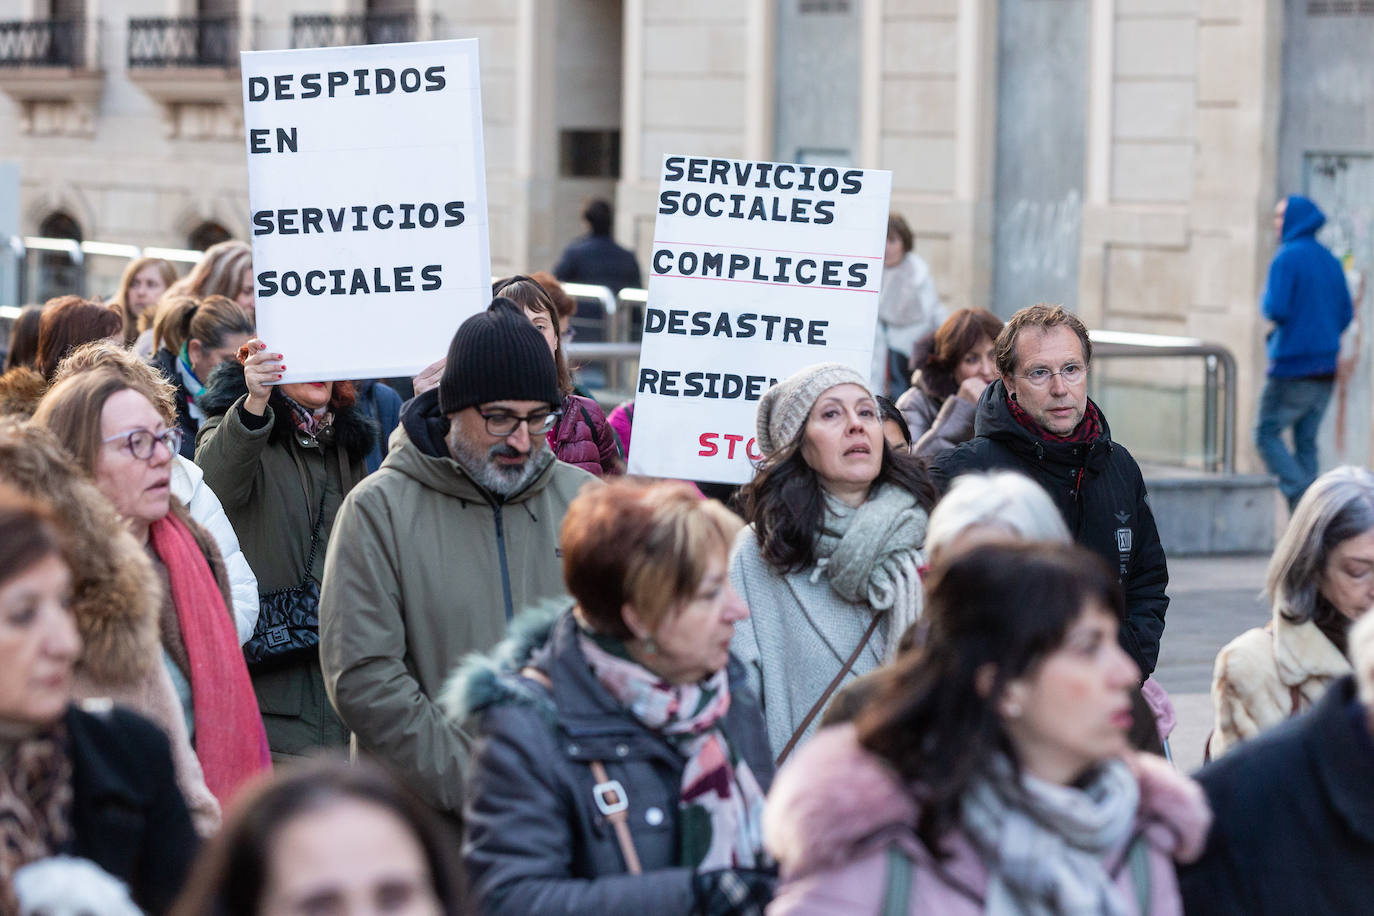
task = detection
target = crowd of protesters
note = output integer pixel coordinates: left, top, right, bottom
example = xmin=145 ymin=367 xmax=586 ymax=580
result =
xmin=0 ymin=203 xmax=1370 ymax=916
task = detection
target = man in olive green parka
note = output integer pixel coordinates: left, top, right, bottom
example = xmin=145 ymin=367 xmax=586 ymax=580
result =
xmin=320 ymin=299 xmax=596 ymax=816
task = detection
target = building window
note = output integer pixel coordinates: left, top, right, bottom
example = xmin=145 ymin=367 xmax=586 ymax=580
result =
xmin=36 ymin=211 xmax=83 ymax=302
xmin=560 ymin=130 xmax=621 ymax=179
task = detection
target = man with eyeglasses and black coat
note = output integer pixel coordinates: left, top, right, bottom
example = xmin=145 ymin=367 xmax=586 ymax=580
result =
xmin=320 ymin=297 xmax=598 ymax=820
xmin=931 ymin=304 xmax=1169 ymax=678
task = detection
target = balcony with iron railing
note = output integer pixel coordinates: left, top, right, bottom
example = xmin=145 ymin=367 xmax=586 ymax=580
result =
xmin=0 ymin=19 xmax=101 ymax=134
xmin=125 ymin=16 xmax=252 ymax=132
xmin=128 ymin=15 xmax=246 ymax=69
xmin=0 ymin=19 xmax=85 ymax=67
xmin=290 ymin=13 xmax=416 ymax=49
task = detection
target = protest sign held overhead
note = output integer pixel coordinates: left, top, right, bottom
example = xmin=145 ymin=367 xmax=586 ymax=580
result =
xmin=241 ymin=39 xmax=490 ymax=383
xmin=627 ymin=155 xmax=892 ymax=484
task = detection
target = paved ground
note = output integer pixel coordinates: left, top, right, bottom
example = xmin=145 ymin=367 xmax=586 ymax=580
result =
xmin=1152 ymin=553 xmax=1272 ymax=773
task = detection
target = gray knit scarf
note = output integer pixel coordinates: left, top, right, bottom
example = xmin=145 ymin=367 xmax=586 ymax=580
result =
xmin=960 ymin=757 xmax=1140 ymax=916
xmin=812 ymin=484 xmax=927 ymax=659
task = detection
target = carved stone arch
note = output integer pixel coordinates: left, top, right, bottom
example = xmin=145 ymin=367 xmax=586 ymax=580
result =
xmin=169 ymin=194 xmax=248 ymax=247
xmin=23 ymin=182 xmax=96 ymax=238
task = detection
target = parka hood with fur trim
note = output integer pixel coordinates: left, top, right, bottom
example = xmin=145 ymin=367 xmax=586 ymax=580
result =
xmin=0 ymin=419 xmax=159 ymax=686
xmin=0 ymin=365 xmax=47 ymax=418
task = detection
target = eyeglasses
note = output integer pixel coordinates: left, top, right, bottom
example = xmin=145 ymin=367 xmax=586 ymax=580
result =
xmin=1017 ymin=363 xmax=1086 ymax=389
xmin=479 ymin=409 xmax=561 ymax=437
xmin=102 ymin=427 xmax=183 ymax=460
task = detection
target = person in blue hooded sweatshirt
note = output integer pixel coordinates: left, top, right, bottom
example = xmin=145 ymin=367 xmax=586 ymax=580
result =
xmin=1256 ymin=195 xmax=1354 ymax=509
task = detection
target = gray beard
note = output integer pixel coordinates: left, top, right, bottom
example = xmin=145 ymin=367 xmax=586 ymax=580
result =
xmin=446 ymin=427 xmax=552 ymax=497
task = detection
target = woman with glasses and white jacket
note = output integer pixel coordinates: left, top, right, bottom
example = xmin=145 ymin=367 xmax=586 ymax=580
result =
xmin=32 ymin=371 xmax=270 ymax=808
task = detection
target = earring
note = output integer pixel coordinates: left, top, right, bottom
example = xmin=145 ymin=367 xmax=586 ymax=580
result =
xmin=642 ymin=636 xmax=657 ymax=656
xmin=1004 ymin=701 xmax=1022 ymax=718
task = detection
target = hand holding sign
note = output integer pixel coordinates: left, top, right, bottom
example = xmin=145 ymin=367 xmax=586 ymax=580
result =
xmin=238 ymin=339 xmax=283 ymax=416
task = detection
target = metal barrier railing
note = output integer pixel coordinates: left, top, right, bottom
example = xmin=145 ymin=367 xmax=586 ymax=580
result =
xmin=0 ymin=243 xmax=1236 ymax=473
xmin=1088 ymin=330 xmax=1236 ymax=474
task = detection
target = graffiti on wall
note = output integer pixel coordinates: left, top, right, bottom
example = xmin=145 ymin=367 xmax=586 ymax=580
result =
xmin=1307 ymin=152 xmax=1373 ymax=466
xmin=999 ymin=189 xmax=1083 ymax=280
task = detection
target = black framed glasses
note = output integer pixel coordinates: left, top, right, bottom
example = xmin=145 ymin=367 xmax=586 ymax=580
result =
xmin=1016 ymin=363 xmax=1086 ymax=389
xmin=102 ymin=427 xmax=183 ymax=460
xmin=479 ymin=409 xmax=561 ymax=437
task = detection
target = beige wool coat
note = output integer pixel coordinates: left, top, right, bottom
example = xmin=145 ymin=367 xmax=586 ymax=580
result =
xmin=1207 ymin=610 xmax=1350 ymax=759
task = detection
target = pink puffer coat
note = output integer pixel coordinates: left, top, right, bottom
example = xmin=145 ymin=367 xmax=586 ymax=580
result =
xmin=548 ymin=394 xmax=624 ymax=477
xmin=765 ymin=725 xmax=1211 ymax=915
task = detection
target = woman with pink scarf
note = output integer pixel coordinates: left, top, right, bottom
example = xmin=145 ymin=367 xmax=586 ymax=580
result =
xmin=445 ymin=479 xmax=775 ymax=916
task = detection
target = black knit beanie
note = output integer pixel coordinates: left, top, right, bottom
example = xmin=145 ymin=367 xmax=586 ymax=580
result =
xmin=438 ymin=297 xmax=561 ymax=414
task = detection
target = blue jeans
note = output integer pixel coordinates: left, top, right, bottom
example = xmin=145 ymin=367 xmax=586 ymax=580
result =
xmin=1254 ymin=375 xmax=1333 ymax=508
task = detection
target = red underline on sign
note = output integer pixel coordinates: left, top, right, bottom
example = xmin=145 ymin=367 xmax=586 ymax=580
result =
xmin=651 ymin=273 xmax=880 ymax=292
xmin=652 ymin=241 xmax=883 ymax=260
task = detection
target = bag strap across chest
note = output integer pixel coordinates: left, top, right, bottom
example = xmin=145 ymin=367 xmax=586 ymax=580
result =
xmin=521 ymin=665 xmax=644 ymax=876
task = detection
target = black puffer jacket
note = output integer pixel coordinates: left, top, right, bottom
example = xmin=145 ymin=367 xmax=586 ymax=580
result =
xmin=931 ymin=379 xmax=1169 ymax=674
xmin=147 ymin=348 xmax=198 ymax=459
xmin=443 ymin=604 xmax=774 ymax=916
xmin=1180 ymin=675 xmax=1374 ymax=914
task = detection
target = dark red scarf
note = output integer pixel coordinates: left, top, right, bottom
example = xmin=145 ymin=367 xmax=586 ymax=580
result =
xmin=1007 ymin=391 xmax=1104 ymax=444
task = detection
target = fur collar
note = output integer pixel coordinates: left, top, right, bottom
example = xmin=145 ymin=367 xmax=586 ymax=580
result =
xmin=1272 ymin=613 xmax=1351 ymax=686
xmin=439 ymin=599 xmax=568 ymax=729
xmin=764 ymin=725 xmax=1212 ymax=881
xmin=0 ymin=366 xmax=47 ymax=419
xmin=198 ymin=361 xmax=376 ymax=463
xmin=0 ymin=420 xmax=160 ymax=687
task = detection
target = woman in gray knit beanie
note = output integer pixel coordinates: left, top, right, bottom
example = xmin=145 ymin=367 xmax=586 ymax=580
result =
xmin=729 ymin=362 xmax=936 ymax=763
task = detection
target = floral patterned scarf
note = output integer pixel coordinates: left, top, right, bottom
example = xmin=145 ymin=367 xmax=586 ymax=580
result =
xmin=578 ymin=631 xmax=769 ymax=870
xmin=283 ymin=395 xmax=333 ymax=438
xmin=0 ymin=722 xmax=73 ymax=912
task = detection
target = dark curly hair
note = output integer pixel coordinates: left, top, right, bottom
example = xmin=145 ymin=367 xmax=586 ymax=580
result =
xmin=737 ymin=423 xmax=936 ymax=574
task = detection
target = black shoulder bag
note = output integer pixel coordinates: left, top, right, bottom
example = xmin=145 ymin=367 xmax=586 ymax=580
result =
xmin=244 ymin=484 xmax=328 ymax=668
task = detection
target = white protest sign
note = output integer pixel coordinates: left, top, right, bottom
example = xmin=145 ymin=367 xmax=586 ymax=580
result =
xmin=627 ymin=155 xmax=892 ymax=484
xmin=241 ymin=39 xmax=490 ymax=383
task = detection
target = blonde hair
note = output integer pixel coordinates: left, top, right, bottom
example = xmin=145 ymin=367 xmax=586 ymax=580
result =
xmin=166 ymin=240 xmax=252 ymax=303
xmin=151 ymin=294 xmax=253 ymax=357
xmin=111 ymin=257 xmax=178 ymax=345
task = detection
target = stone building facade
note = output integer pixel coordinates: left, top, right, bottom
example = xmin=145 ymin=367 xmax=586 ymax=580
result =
xmin=0 ymin=0 xmax=1368 ymax=469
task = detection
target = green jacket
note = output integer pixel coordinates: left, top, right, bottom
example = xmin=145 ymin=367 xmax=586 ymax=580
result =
xmin=319 ymin=389 xmax=596 ymax=813
xmin=195 ymin=366 xmax=373 ymax=757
